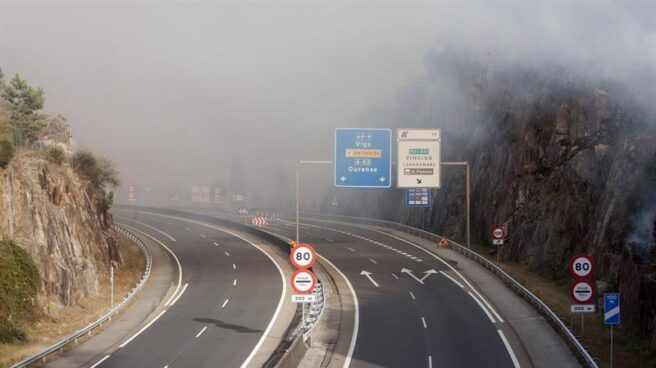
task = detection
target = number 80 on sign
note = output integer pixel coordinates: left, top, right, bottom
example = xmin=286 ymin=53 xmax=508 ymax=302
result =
xmin=569 ymin=254 xmax=594 ymax=279
xmin=290 ymin=243 xmax=317 ymax=269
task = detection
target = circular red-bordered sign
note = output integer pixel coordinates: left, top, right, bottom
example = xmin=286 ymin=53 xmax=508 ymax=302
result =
xmin=290 ymin=243 xmax=317 ymax=269
xmin=570 ymin=280 xmax=595 ymax=303
xmin=290 ymin=269 xmax=317 ymax=294
xmin=491 ymin=226 xmax=505 ymax=240
xmin=569 ymin=254 xmax=594 ymax=279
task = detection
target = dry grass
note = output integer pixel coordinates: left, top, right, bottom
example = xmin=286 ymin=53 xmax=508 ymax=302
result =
xmin=0 ymin=235 xmax=146 ymax=368
xmin=472 ymin=243 xmax=656 ymax=368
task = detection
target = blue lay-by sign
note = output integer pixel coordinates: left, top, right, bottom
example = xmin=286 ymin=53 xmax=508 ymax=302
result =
xmin=335 ymin=128 xmax=392 ymax=188
xmin=406 ymin=188 xmax=431 ymax=207
xmin=604 ymin=293 xmax=620 ymax=325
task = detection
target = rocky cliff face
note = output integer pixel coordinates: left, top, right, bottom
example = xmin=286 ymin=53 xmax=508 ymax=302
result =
xmin=336 ymin=53 xmax=656 ymax=349
xmin=0 ymin=119 xmax=118 ymax=309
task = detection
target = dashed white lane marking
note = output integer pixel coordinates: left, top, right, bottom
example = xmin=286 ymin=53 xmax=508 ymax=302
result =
xmin=391 ymin=273 xmax=399 ymax=280
xmin=169 ymin=283 xmax=189 ymax=306
xmin=119 ymin=309 xmax=167 ymax=348
xmin=213 ymin=242 xmax=220 ymax=246
xmin=200 ymin=233 xmax=206 ymax=238
xmin=440 ymin=271 xmax=465 ymax=289
xmin=90 ymin=354 xmax=111 ymax=368
xmin=409 ymin=291 xmax=416 ymax=300
xmin=221 ymin=299 xmax=229 ymax=308
xmin=469 ymin=291 xmax=496 ymax=323
xmin=347 ymin=247 xmax=356 ymax=252
xmin=234 ymin=279 xmax=237 ymax=286
xmin=286 ymin=221 xmax=423 ymax=262
xmin=185 ymin=227 xmax=191 ymax=231
xmin=225 ymin=251 xmax=230 ymax=256
xmin=326 ymin=238 xmax=334 ymax=243
xmin=369 ymin=258 xmax=377 ymax=264
xmin=428 ymin=355 xmax=433 ymax=368
xmin=195 ymin=326 xmax=208 ymax=338
xmin=421 ymin=317 xmax=427 ymax=329
xmin=498 ymin=330 xmax=521 ymax=368
xmin=233 ymin=263 xmax=236 ymax=270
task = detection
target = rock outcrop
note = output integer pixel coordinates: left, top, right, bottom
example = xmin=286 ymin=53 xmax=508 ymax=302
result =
xmin=0 ymin=117 xmax=116 ymax=309
xmin=336 ymin=53 xmax=656 ymax=349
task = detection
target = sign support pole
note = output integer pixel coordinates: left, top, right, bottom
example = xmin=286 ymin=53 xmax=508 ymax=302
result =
xmin=581 ymin=314 xmax=584 ymax=336
xmin=441 ymin=161 xmax=471 ymax=248
xmin=110 ymin=265 xmax=114 ymax=308
xmin=610 ymin=325 xmax=613 ymax=368
xmin=296 ymin=160 xmax=334 ymax=246
xmin=296 ymin=160 xmax=300 ymax=245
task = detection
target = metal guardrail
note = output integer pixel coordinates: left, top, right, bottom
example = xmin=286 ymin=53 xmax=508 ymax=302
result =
xmin=11 ymin=225 xmax=153 ymax=368
xmin=301 ymin=212 xmax=598 ymax=368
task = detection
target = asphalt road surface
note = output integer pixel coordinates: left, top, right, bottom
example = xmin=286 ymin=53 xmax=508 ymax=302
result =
xmin=261 ymin=218 xmax=521 ymax=368
xmin=96 ymin=209 xmax=285 ymax=368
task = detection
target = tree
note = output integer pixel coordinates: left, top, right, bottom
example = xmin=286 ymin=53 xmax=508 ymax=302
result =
xmin=96 ymin=191 xmax=114 ymax=227
xmin=71 ymin=149 xmax=120 ymax=191
xmin=229 ymin=157 xmax=247 ymax=196
xmin=2 ymin=75 xmax=46 ymax=144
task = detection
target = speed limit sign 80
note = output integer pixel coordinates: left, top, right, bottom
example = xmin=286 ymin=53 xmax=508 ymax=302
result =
xmin=290 ymin=243 xmax=317 ymax=269
xmin=569 ymin=254 xmax=594 ymax=279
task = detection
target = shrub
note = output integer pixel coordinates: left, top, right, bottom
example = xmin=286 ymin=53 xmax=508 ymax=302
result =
xmin=0 ymin=136 xmax=15 ymax=168
xmin=0 ymin=239 xmax=39 ymax=343
xmin=46 ymin=146 xmax=65 ymax=165
xmin=71 ymin=149 xmax=120 ymax=191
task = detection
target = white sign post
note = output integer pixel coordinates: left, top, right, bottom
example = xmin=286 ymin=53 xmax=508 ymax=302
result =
xmin=397 ymin=129 xmax=441 ymax=188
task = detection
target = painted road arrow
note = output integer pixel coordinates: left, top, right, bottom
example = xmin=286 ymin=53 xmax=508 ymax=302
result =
xmin=360 ymin=270 xmax=379 ymax=287
xmin=401 ymin=268 xmax=438 ymax=284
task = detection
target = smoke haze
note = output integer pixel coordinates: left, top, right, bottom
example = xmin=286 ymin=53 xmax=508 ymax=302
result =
xmin=1 ymin=1 xmax=654 ymax=206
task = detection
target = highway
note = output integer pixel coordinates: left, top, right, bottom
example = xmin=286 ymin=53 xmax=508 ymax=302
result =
xmin=260 ymin=218 xmax=524 ymax=368
xmin=90 ymin=208 xmax=287 ymax=368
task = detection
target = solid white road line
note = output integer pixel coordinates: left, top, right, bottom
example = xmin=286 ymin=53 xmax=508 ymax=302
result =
xmin=409 ymin=291 xmax=416 ymax=300
xmin=116 ymin=223 xmax=183 ymax=307
xmin=391 ymin=273 xmax=399 ymax=280
xmin=221 ymin=299 xmax=229 ymax=308
xmin=439 ymin=271 xmax=465 ymax=289
xmin=119 ymin=309 xmax=167 ymax=348
xmin=421 ymin=317 xmax=427 ymax=329
xmin=362 ymin=227 xmax=506 ymax=323
xmin=369 ymin=258 xmax=377 ymax=264
xmin=468 ymin=291 xmax=496 ymax=323
xmin=498 ymin=330 xmax=521 ymax=368
xmin=90 ymin=354 xmax=111 ymax=368
xmin=140 ymin=212 xmax=288 ymax=368
xmin=195 ymin=326 xmax=208 ymax=338
xmin=225 ymin=251 xmax=230 ymax=256
xmin=115 ymin=216 xmax=177 ymax=242
xmin=169 ymin=283 xmax=189 ymax=306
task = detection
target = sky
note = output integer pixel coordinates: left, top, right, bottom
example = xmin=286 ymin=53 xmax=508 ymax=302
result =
xmin=0 ymin=1 xmax=654 ymax=206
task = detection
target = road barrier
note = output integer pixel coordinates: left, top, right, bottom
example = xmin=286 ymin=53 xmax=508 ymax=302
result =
xmin=11 ymin=225 xmax=152 ymax=368
xmin=301 ymin=212 xmax=599 ymax=368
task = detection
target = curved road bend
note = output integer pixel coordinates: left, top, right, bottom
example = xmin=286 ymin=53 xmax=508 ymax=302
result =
xmin=89 ymin=209 xmax=286 ymax=368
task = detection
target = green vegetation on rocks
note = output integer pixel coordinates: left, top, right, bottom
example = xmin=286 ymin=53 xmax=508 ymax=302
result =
xmin=0 ymin=239 xmax=39 ymax=343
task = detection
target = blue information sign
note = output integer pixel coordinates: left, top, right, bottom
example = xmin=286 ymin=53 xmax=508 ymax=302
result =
xmin=335 ymin=128 xmax=392 ymax=188
xmin=604 ymin=293 xmax=620 ymax=325
xmin=406 ymin=188 xmax=431 ymax=207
